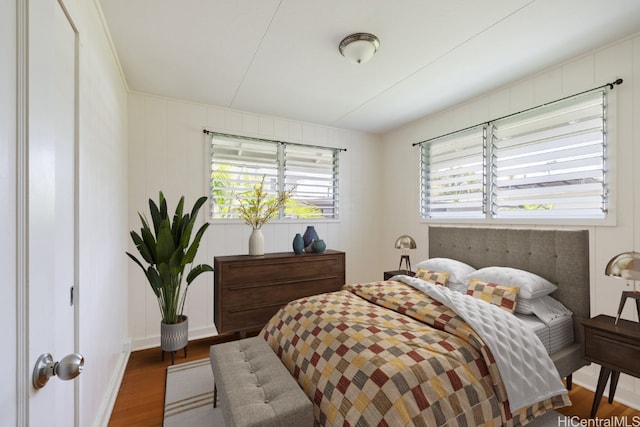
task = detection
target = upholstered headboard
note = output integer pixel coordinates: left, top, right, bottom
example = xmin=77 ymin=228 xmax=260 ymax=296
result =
xmin=428 ymin=226 xmax=590 ymax=378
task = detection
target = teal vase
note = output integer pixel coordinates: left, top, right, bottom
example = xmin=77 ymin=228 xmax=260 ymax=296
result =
xmin=311 ymin=239 xmax=326 ymax=254
xmin=292 ymin=233 xmax=304 ymax=254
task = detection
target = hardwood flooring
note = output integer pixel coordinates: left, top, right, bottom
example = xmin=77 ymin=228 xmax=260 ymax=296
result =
xmin=108 ymin=335 xmax=238 ymax=427
xmin=108 ymin=335 xmax=640 ymax=426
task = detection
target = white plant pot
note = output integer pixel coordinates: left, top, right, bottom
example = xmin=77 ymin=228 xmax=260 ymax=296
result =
xmin=249 ymin=228 xmax=264 ymax=256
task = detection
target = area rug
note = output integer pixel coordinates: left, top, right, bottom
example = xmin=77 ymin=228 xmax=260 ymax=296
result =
xmin=163 ymin=357 xmax=563 ymax=427
xmin=163 ymin=358 xmax=225 ymax=427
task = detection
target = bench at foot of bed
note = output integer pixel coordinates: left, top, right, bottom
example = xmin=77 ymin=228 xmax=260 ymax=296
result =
xmin=209 ymin=336 xmax=314 ymax=427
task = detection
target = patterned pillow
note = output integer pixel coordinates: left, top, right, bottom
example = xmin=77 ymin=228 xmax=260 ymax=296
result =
xmin=466 ymin=278 xmax=519 ymax=313
xmin=415 ymin=268 xmax=449 ymax=286
xmin=463 ymin=266 xmax=556 ymax=299
xmin=414 ymin=258 xmax=476 ymax=284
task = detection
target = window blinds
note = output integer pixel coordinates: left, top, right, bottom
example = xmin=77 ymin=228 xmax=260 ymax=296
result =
xmin=419 ymin=86 xmax=609 ymax=220
xmin=209 ymin=133 xmax=340 ymax=220
xmin=491 ymin=90 xmax=606 ymax=218
xmin=421 ymin=125 xmax=486 ymax=218
xmin=283 ymin=143 xmax=339 ymax=219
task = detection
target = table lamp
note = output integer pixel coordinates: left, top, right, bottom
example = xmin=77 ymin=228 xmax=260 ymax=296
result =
xmin=394 ymin=235 xmax=416 ymax=272
xmin=605 ymin=251 xmax=640 ymax=325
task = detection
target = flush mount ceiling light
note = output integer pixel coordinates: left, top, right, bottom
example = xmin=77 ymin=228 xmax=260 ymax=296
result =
xmin=339 ymin=33 xmax=380 ymax=64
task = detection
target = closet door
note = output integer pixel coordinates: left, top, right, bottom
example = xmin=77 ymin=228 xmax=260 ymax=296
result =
xmin=27 ymin=0 xmax=79 ymax=425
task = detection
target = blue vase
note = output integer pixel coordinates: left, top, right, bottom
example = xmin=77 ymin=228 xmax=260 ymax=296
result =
xmin=302 ymin=226 xmax=318 ymax=247
xmin=292 ymin=233 xmax=304 ymax=254
xmin=311 ymin=239 xmax=326 ymax=254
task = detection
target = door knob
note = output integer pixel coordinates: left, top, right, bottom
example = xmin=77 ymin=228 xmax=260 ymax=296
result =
xmin=32 ymin=353 xmax=84 ymax=389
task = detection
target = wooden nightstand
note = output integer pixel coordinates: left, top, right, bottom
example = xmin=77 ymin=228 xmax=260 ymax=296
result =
xmin=383 ymin=270 xmax=415 ymax=280
xmin=582 ymin=314 xmax=640 ymax=418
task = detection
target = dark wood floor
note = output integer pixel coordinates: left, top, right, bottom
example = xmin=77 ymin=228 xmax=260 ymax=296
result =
xmin=108 ymin=335 xmax=640 ymax=426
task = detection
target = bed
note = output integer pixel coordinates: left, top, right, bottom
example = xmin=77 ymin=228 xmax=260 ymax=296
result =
xmin=260 ymin=227 xmax=591 ymax=426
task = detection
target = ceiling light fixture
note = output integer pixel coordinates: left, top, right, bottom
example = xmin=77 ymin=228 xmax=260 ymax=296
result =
xmin=339 ymin=33 xmax=380 ymax=64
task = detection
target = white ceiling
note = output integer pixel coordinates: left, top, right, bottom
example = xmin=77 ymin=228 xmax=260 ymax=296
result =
xmin=99 ymin=0 xmax=640 ymax=135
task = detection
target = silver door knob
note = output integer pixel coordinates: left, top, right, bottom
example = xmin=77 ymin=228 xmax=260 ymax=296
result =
xmin=32 ymin=353 xmax=84 ymax=389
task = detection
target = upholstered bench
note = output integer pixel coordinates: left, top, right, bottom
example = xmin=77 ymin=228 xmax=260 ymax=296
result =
xmin=209 ymin=336 xmax=314 ymax=427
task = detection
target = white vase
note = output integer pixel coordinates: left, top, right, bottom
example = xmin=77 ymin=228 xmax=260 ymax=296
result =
xmin=249 ymin=228 xmax=264 ymax=256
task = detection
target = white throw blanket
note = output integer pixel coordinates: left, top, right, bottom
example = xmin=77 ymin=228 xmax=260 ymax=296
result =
xmin=393 ymin=275 xmax=568 ymax=412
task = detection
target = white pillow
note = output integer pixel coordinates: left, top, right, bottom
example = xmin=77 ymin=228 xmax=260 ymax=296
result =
xmin=464 ymin=266 xmax=557 ymax=300
xmin=515 ymin=298 xmax=535 ymax=315
xmin=413 ymin=258 xmax=476 ymax=285
xmin=528 ymin=295 xmax=572 ymax=323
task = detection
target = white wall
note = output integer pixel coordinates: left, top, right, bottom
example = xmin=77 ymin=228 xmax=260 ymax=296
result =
xmin=2 ymin=0 xmax=17 ymax=424
xmin=126 ymin=93 xmax=382 ymax=349
xmin=380 ymin=34 xmax=640 ymax=409
xmin=7 ymin=0 xmax=128 ymax=425
xmin=75 ymin=1 xmax=130 ymax=426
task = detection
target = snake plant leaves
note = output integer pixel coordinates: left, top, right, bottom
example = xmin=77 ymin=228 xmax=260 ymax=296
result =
xmin=190 ymin=195 xmax=207 ymax=220
xmin=180 ymin=196 xmax=207 ymax=249
xmin=129 ymin=230 xmax=152 ymax=265
xmin=145 ymin=266 xmax=162 ymax=297
xmin=155 ymin=219 xmax=176 ymax=264
xmin=183 ymin=223 xmax=209 ymax=266
xmin=186 ymin=264 xmax=214 ymax=285
xmin=149 ymin=195 xmax=162 ymax=237
xmin=171 ymin=196 xmax=185 ymax=244
xmin=139 ymin=215 xmax=158 ymax=263
xmin=128 ymin=192 xmax=213 ymax=324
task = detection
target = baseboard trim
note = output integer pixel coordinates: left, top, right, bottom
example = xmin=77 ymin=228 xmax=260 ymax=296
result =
xmin=92 ymin=338 xmax=132 ymax=427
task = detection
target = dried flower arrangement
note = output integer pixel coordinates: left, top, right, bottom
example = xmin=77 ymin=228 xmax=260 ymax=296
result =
xmin=236 ymin=175 xmax=295 ymax=229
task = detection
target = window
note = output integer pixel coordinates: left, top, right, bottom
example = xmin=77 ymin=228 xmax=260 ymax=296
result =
xmin=209 ymin=133 xmax=340 ymax=221
xmin=491 ymin=91 xmax=606 ymax=219
xmin=420 ymin=88 xmax=608 ymax=220
xmin=420 ymin=125 xmax=486 ymax=219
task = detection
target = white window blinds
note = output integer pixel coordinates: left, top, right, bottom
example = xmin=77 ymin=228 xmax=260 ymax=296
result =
xmin=210 ymin=135 xmax=279 ymax=220
xmin=419 ymin=83 xmax=613 ymax=221
xmin=283 ymin=143 xmax=339 ymax=219
xmin=491 ymin=90 xmax=606 ymax=218
xmin=209 ymin=133 xmax=340 ymax=220
xmin=420 ymin=125 xmax=486 ymax=219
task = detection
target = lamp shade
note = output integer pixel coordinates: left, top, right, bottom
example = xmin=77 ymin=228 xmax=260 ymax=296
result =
xmin=605 ymin=251 xmax=640 ymax=281
xmin=339 ymin=33 xmax=380 ymax=64
xmin=394 ymin=235 xmax=416 ymax=250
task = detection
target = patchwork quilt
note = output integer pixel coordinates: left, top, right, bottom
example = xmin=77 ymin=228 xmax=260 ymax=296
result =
xmin=261 ymin=280 xmax=570 ymax=427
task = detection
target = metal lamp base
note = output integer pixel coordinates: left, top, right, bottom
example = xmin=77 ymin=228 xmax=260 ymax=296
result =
xmin=614 ymin=291 xmax=640 ymax=325
xmin=398 ymin=255 xmax=412 ymax=272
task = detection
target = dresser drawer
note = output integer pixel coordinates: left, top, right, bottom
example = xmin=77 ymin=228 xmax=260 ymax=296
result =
xmin=221 ymin=303 xmax=287 ymax=333
xmin=218 ymin=256 xmax=342 ymax=286
xmin=223 ymin=276 xmax=342 ymax=309
xmin=214 ymin=250 xmax=346 ymax=334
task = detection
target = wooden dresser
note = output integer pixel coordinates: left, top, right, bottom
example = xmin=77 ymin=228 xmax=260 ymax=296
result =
xmin=214 ymin=250 xmax=346 ymax=335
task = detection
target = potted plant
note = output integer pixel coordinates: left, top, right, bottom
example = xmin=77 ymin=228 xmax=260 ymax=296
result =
xmin=127 ymin=192 xmax=213 ymax=361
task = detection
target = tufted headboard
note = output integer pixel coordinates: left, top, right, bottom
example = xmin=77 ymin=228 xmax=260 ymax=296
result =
xmin=428 ymin=226 xmax=590 ymax=378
